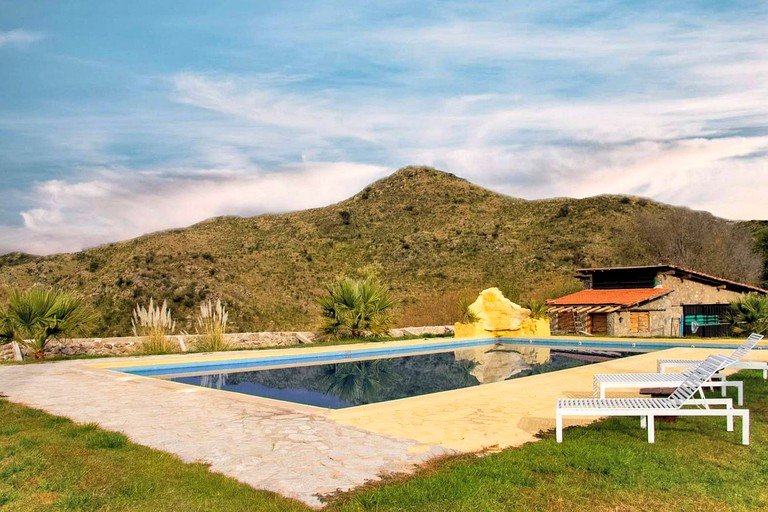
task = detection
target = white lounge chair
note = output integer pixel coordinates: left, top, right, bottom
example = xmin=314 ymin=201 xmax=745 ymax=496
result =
xmin=657 ymin=333 xmax=766 ymax=378
xmin=556 ymin=355 xmax=750 ymax=444
xmin=593 ymin=372 xmax=742 ymax=404
xmin=593 ymin=333 xmax=765 ymax=405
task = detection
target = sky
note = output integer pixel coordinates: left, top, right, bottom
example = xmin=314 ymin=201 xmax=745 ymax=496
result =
xmin=1 ymin=0 xmax=767 ymax=255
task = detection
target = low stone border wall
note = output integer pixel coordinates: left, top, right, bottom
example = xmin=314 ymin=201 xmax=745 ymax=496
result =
xmin=0 ymin=325 xmax=454 ymax=360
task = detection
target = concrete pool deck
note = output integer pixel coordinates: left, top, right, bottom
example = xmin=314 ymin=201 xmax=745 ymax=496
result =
xmin=0 ymin=337 xmax=765 ymax=507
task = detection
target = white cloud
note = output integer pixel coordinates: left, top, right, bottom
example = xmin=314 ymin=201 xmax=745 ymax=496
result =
xmin=2 ymin=5 xmax=768 ymax=255
xmin=0 ymin=29 xmax=45 ymax=47
xmin=424 ymin=135 xmax=768 ymax=214
xmin=0 ymin=162 xmax=389 ymax=255
xmin=173 ymin=73 xmax=392 ymax=141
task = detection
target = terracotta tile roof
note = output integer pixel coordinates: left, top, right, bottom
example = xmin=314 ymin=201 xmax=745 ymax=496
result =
xmin=546 ymin=288 xmax=673 ymax=307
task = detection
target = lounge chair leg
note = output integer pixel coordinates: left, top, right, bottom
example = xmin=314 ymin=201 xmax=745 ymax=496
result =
xmin=736 ymin=381 xmax=743 ymax=406
xmin=640 ymin=416 xmax=646 ymax=429
xmin=647 ymin=415 xmax=655 ymax=443
xmin=727 ymin=412 xmax=734 ymax=432
xmin=743 ymin=411 xmax=750 ymax=445
xmin=556 ymin=413 xmax=563 ymax=443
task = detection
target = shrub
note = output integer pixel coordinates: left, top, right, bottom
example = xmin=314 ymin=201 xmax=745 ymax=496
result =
xmin=724 ymin=293 xmax=768 ymax=336
xmin=0 ymin=287 xmax=95 ymax=359
xmin=131 ymin=298 xmax=175 ymax=353
xmin=318 ymin=277 xmax=395 ymax=339
xmin=458 ymin=296 xmax=479 ymax=324
xmin=525 ymin=300 xmax=549 ymax=319
xmin=194 ymin=299 xmax=229 ymax=352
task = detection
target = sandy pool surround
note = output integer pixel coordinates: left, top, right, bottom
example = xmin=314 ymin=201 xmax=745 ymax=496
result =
xmin=1 ymin=336 xmax=764 ymax=506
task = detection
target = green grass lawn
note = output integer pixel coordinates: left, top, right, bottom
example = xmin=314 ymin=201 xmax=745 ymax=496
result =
xmin=1 ymin=372 xmax=767 ymax=511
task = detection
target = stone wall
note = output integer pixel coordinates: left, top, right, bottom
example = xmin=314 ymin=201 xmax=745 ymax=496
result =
xmin=607 ymin=295 xmax=672 ymax=337
xmin=0 ymin=325 xmax=454 ymax=361
xmin=657 ymin=274 xmax=746 ymax=322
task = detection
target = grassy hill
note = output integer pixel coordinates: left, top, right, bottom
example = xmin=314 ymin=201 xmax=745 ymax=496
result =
xmin=0 ymin=166 xmax=763 ymax=336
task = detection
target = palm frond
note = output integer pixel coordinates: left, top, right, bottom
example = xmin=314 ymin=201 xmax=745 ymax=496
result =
xmin=2 ymin=287 xmax=95 ymax=356
xmin=317 ymin=277 xmax=395 ymax=339
xmin=724 ymin=293 xmax=768 ymax=335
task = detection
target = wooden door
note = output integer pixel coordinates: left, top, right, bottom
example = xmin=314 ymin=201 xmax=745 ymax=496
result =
xmin=590 ymin=313 xmax=608 ymax=335
xmin=557 ymin=312 xmax=575 ymax=333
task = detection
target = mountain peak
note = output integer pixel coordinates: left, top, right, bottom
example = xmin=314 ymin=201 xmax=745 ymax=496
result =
xmin=353 ymin=166 xmax=475 ymax=201
xmin=387 ymin=166 xmax=464 ymax=183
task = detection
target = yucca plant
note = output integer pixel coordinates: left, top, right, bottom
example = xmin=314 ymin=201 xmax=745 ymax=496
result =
xmin=194 ymin=299 xmax=229 ymax=352
xmin=318 ymin=277 xmax=395 ymax=339
xmin=1 ymin=287 xmax=95 ymax=358
xmin=132 ymin=298 xmax=175 ymax=353
xmin=724 ymin=293 xmax=768 ymax=336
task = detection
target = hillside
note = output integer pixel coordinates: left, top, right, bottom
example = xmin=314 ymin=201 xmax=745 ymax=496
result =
xmin=0 ymin=166 xmax=763 ymax=336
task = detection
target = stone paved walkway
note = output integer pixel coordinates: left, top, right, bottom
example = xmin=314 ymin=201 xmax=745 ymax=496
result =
xmin=0 ymin=358 xmax=450 ymax=507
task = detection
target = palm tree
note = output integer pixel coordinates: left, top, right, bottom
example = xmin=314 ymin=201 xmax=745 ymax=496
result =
xmin=317 ymin=277 xmax=395 ymax=338
xmin=724 ymin=293 xmax=768 ymax=336
xmin=2 ymin=288 xmax=96 ymax=358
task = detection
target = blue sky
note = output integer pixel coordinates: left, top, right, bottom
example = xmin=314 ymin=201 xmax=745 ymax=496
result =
xmin=1 ymin=1 xmax=767 ymax=254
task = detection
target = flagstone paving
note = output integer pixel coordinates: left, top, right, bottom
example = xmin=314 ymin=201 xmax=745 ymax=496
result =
xmin=0 ymin=358 xmax=450 ymax=507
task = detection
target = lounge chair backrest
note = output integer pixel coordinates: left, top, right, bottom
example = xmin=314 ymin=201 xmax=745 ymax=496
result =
xmin=730 ymin=333 xmax=764 ymax=362
xmin=667 ymin=354 xmax=734 ymax=407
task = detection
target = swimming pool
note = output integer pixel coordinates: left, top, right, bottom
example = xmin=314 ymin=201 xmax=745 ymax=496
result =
xmin=110 ymin=336 xmax=755 ymax=409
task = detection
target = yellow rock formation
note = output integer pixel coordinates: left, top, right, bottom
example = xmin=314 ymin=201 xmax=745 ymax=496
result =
xmin=454 ymin=287 xmax=551 ymax=339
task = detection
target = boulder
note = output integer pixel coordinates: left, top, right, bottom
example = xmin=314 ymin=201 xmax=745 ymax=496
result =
xmin=455 ymin=287 xmax=551 ymax=338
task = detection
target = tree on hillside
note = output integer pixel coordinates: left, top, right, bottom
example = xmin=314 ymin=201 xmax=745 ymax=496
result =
xmin=724 ymin=293 xmax=768 ymax=336
xmin=630 ymin=209 xmax=762 ymax=285
xmin=1 ymin=288 xmax=96 ymax=358
xmin=753 ymin=222 xmax=768 ymax=288
xmin=318 ymin=277 xmax=395 ymax=339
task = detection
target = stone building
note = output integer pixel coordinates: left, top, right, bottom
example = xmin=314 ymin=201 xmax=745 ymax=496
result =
xmin=546 ymin=265 xmax=767 ymax=337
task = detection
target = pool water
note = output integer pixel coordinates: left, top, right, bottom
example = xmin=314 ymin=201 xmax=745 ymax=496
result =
xmin=166 ymin=347 xmax=593 ymax=409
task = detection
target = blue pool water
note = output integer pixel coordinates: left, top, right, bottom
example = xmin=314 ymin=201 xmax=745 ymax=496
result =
xmin=166 ymin=350 xmax=590 ymax=408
